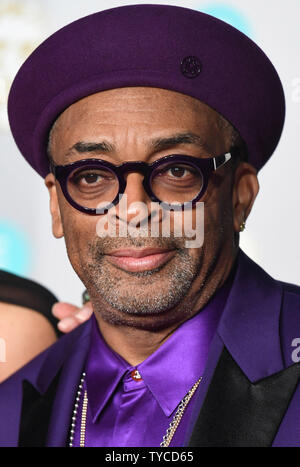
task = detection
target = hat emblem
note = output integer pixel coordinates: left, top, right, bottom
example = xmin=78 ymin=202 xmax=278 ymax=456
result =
xmin=180 ymin=56 xmax=202 ymax=78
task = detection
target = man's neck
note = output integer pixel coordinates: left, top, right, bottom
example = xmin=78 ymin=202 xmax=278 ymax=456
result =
xmin=94 ymin=315 xmax=180 ymax=366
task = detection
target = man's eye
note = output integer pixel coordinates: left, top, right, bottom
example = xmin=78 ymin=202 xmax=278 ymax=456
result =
xmin=71 ymin=170 xmax=113 ymax=186
xmin=167 ymin=166 xmax=190 ymax=178
xmin=79 ymin=173 xmax=102 ymax=185
xmin=159 ymin=164 xmax=198 ymax=180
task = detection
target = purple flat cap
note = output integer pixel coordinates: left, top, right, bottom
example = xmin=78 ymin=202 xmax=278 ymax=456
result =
xmin=8 ymin=4 xmax=285 ymax=176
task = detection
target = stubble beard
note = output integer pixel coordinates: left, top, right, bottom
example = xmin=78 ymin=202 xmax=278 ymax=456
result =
xmin=80 ymin=235 xmax=205 ymax=329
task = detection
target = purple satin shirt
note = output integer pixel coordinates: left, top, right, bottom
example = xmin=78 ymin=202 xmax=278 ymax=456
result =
xmin=72 ymin=280 xmax=233 ymax=447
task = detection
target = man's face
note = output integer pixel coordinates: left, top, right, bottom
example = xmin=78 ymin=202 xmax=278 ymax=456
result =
xmin=45 ymin=87 xmax=258 ymax=330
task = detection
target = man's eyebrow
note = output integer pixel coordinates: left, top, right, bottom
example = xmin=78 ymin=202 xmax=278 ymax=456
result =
xmin=149 ymin=133 xmax=211 ymax=152
xmin=65 ymin=141 xmax=115 ymax=158
xmin=65 ymin=132 xmax=210 ymax=159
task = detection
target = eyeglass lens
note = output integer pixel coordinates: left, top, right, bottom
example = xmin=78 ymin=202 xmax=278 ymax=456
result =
xmin=67 ymin=161 xmax=204 ymax=209
xmin=150 ymin=161 xmax=203 ymax=204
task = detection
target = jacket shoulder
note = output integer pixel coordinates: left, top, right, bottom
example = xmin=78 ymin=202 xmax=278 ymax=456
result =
xmin=275 ymin=279 xmax=300 ymax=331
xmin=275 ymin=279 xmax=300 ymax=367
xmin=0 ymin=319 xmax=91 ymax=446
xmin=279 ymin=280 xmax=300 ymax=296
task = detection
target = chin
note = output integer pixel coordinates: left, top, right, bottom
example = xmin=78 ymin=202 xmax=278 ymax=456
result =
xmin=95 ymin=303 xmax=194 ymax=332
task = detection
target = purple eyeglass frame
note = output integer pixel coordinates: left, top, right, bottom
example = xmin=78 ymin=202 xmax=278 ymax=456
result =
xmin=50 ymin=149 xmax=236 ymax=215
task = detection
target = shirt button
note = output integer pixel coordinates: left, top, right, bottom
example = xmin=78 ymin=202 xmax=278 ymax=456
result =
xmin=130 ymin=369 xmax=142 ymax=381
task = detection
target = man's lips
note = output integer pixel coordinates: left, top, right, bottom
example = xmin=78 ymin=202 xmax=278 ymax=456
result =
xmin=105 ymin=248 xmax=176 ymax=272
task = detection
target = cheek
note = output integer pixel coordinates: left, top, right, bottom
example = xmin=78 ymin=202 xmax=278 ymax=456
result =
xmin=58 ymin=198 xmax=99 ymax=269
xmin=202 ymin=175 xmax=234 ymax=233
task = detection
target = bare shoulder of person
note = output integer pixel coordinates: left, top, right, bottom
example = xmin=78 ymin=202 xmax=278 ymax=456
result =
xmin=0 ymin=302 xmax=57 ymax=382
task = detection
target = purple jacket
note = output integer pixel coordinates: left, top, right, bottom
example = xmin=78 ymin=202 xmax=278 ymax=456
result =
xmin=1 ymin=249 xmax=300 ymax=447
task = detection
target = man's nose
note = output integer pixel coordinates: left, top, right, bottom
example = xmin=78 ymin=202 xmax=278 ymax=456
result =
xmin=114 ymin=172 xmax=151 ymax=226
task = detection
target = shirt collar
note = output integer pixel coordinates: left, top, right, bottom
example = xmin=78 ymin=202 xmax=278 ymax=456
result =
xmin=86 ymin=271 xmax=234 ymax=421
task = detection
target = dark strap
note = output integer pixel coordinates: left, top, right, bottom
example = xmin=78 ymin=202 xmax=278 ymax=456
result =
xmin=0 ymin=269 xmax=61 ymax=337
xmin=188 ymin=347 xmax=300 ymax=447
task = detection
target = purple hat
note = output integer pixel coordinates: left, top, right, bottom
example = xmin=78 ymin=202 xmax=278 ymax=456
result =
xmin=8 ymin=4 xmax=285 ymax=176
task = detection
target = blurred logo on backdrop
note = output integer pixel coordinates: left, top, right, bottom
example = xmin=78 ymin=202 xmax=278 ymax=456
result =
xmin=199 ymin=3 xmax=253 ymax=38
xmin=0 ymin=220 xmax=31 ymax=276
xmin=0 ymin=0 xmax=47 ymax=130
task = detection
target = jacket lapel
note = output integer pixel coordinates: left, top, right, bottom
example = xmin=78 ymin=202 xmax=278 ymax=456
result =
xmin=18 ymin=372 xmax=61 ymax=447
xmin=46 ymin=321 xmax=91 ymax=447
xmin=17 ymin=318 xmax=92 ymax=447
xmin=188 ymin=347 xmax=300 ymax=446
xmin=188 ymin=250 xmax=300 ymax=446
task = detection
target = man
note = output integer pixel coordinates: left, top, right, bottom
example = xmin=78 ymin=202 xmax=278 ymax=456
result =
xmin=1 ymin=4 xmax=300 ymax=447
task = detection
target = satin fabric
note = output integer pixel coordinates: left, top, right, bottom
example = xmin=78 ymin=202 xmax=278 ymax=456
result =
xmin=72 ymin=278 xmax=233 ymax=447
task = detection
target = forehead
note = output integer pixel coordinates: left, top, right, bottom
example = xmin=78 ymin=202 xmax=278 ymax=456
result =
xmin=49 ymin=87 xmax=229 ymax=163
xmin=54 ymin=87 xmax=223 ymax=130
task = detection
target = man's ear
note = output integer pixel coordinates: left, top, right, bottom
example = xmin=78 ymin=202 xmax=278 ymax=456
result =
xmin=232 ymin=162 xmax=259 ymax=232
xmin=44 ymin=173 xmax=64 ymax=238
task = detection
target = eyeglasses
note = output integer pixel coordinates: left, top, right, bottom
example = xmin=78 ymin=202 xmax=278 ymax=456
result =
xmin=50 ymin=149 xmax=235 ymax=215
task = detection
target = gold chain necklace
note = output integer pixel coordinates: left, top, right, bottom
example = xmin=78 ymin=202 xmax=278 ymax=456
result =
xmin=160 ymin=376 xmax=202 ymax=447
xmin=69 ymin=373 xmax=202 ymax=447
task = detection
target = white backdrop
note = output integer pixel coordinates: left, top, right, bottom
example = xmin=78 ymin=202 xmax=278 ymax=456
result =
xmin=0 ymin=0 xmax=299 ymax=305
